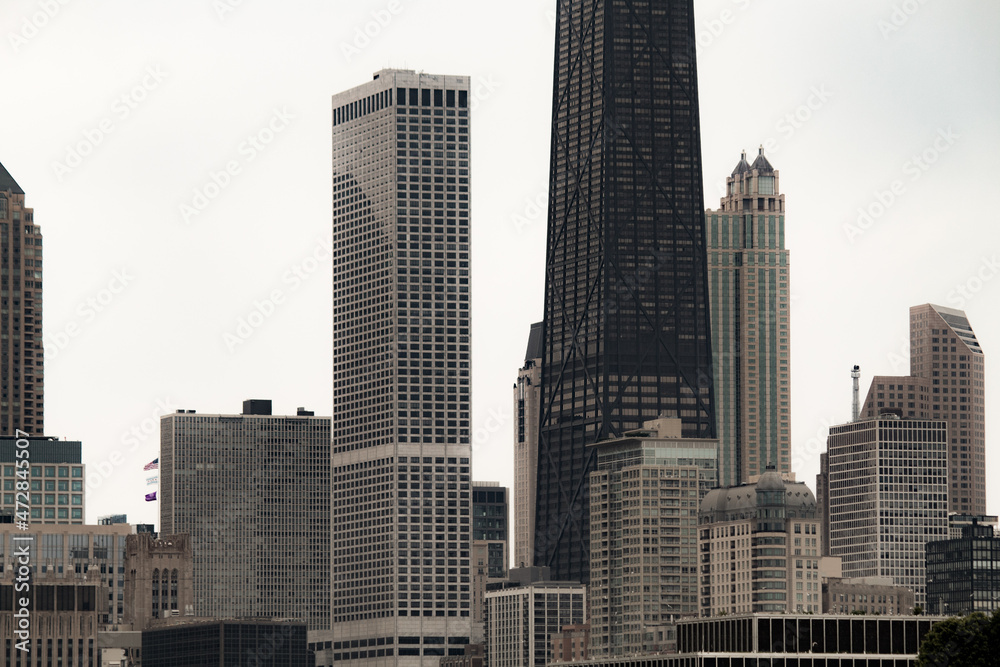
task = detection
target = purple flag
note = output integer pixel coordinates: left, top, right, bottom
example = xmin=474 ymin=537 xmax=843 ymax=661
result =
xmin=145 ymin=492 xmax=157 ymax=502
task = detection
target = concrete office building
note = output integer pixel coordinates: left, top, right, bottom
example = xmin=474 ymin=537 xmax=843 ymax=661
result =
xmin=325 ymin=69 xmax=473 ymax=665
xmin=535 ymin=0 xmax=716 ymax=585
xmin=857 ymin=305 xmax=987 ymax=515
xmin=159 ymin=401 xmax=330 ymax=629
xmin=824 ymin=416 xmax=949 ymax=609
xmin=705 ymin=149 xmax=790 ymax=487
xmin=484 ymin=571 xmax=585 ymax=667
xmin=589 ymin=417 xmax=718 ymax=656
xmin=821 ymin=577 xmax=915 ymax=615
xmin=0 ymin=579 xmax=104 ymax=666
xmin=471 ymin=483 xmax=507 ymax=643
xmin=699 ymin=466 xmax=821 ymax=616
xmin=926 ymin=519 xmax=1000 ymax=615
xmin=0 ymin=161 xmax=43 ymax=436
xmin=1 ymin=437 xmax=85 ymax=524
xmin=513 ymin=322 xmax=542 ymax=570
xmin=0 ymin=522 xmax=132 ymax=625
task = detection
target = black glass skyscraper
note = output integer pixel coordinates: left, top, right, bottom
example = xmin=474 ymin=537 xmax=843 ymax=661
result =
xmin=535 ymin=0 xmax=716 ymax=584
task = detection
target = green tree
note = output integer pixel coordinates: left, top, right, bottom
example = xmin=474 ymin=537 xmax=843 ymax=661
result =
xmin=916 ymin=609 xmax=1000 ymax=667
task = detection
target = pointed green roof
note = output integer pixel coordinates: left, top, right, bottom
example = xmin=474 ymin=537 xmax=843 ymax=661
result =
xmin=0 ymin=160 xmax=25 ymax=195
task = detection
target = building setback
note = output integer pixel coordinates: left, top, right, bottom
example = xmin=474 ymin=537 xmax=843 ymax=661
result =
xmin=536 ymin=0 xmax=716 ymax=587
xmin=159 ymin=401 xmax=330 ymax=629
xmin=588 ymin=417 xmax=718 ymax=657
xmin=0 ymin=160 xmax=43 ymax=436
xmin=699 ymin=466 xmax=821 ymax=616
xmin=471 ymin=482 xmax=508 ymax=643
xmin=824 ymin=416 xmax=948 ymax=609
xmin=323 ymin=69 xmax=473 ymax=666
xmin=705 ymin=149 xmax=790 ymax=487
xmin=513 ymin=321 xmax=542 ymax=571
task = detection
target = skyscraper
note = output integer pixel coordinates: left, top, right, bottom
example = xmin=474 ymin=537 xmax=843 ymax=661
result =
xmin=536 ymin=0 xmax=715 ymax=584
xmin=159 ymin=401 xmax=330 ymax=629
xmin=705 ymin=149 xmax=790 ymax=487
xmin=825 ymin=416 xmax=949 ymax=609
xmin=855 ymin=304 xmax=987 ymax=514
xmin=324 ymin=70 xmax=472 ymax=665
xmin=0 ymin=161 xmax=43 ymax=435
xmin=513 ymin=321 xmax=542 ymax=570
xmin=910 ymin=304 xmax=986 ymax=515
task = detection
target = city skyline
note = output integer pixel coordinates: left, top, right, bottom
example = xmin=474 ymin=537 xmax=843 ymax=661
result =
xmin=0 ymin=0 xmax=997 ymax=526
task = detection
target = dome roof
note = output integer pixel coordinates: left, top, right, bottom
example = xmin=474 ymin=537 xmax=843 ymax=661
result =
xmin=699 ymin=467 xmax=817 ymax=520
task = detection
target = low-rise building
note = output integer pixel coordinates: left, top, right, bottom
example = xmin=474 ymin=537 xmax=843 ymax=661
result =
xmin=141 ymin=618 xmax=311 ymax=666
xmin=551 ymin=624 xmax=590 ymax=664
xmin=821 ymin=577 xmax=915 ymax=615
xmin=926 ymin=518 xmax=1000 ymax=615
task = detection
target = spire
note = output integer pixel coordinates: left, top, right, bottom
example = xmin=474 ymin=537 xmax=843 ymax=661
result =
xmin=731 ymin=150 xmax=751 ymax=177
xmin=0 ymin=160 xmax=24 ymax=195
xmin=750 ymin=145 xmax=774 ymax=174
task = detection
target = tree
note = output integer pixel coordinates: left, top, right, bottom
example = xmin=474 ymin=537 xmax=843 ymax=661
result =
xmin=916 ymin=609 xmax=1000 ymax=667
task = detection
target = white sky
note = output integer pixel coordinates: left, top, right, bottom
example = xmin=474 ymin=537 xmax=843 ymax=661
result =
xmin=1 ymin=0 xmax=997 ymax=527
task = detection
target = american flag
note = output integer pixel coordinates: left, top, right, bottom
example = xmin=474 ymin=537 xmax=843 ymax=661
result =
xmin=143 ymin=458 xmax=159 ymax=471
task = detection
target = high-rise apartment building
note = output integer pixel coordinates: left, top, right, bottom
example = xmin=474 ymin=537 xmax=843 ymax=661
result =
xmin=699 ymin=466 xmax=821 ymax=615
xmin=0 ymin=161 xmax=43 ymax=435
xmin=1 ymin=437 xmax=85 ymax=524
xmin=588 ymin=417 xmax=718 ymax=657
xmin=513 ymin=322 xmax=541 ymax=570
xmin=705 ymin=149 xmax=790 ymax=487
xmin=325 ymin=70 xmax=473 ymax=665
xmin=909 ymin=304 xmax=986 ymax=514
xmin=536 ymin=0 xmax=715 ymax=585
xmin=855 ymin=305 xmax=986 ymax=515
xmin=471 ymin=483 xmax=508 ymax=643
xmin=159 ymin=401 xmax=330 ymax=629
xmin=824 ymin=416 xmax=949 ymax=609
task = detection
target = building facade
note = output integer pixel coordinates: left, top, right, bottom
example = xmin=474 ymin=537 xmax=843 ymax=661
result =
xmin=1 ymin=437 xmax=84 ymax=524
xmin=551 ymin=624 xmax=589 ymax=664
xmin=159 ymin=402 xmax=330 ymax=629
xmin=0 ymin=161 xmax=43 ymax=436
xmin=699 ymin=466 xmax=821 ymax=616
xmin=909 ymin=304 xmax=986 ymax=515
xmin=536 ymin=0 xmax=716 ymax=585
xmin=123 ymin=532 xmax=194 ymax=630
xmin=513 ymin=322 xmax=541 ymax=571
xmin=705 ymin=149 xmax=790 ymax=487
xmin=589 ymin=417 xmax=718 ymax=656
xmin=471 ymin=483 xmax=507 ymax=642
xmin=821 ymin=577 xmax=915 ymax=615
xmin=856 ymin=305 xmax=987 ymax=515
xmin=825 ymin=417 xmax=949 ymax=609
xmin=0 ymin=522 xmax=131 ymax=625
xmin=141 ymin=619 xmax=311 ymax=667
xmin=328 ymin=69 xmax=473 ymax=664
xmin=0 ymin=579 xmax=104 ymax=666
xmin=926 ymin=519 xmax=1000 ymax=615
xmin=484 ymin=577 xmax=585 ymax=667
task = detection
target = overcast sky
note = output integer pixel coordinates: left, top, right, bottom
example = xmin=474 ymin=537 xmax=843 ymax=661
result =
xmin=2 ymin=0 xmax=998 ymax=527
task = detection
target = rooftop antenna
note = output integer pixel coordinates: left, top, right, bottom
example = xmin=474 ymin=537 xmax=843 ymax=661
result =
xmin=851 ymin=365 xmax=861 ymax=421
